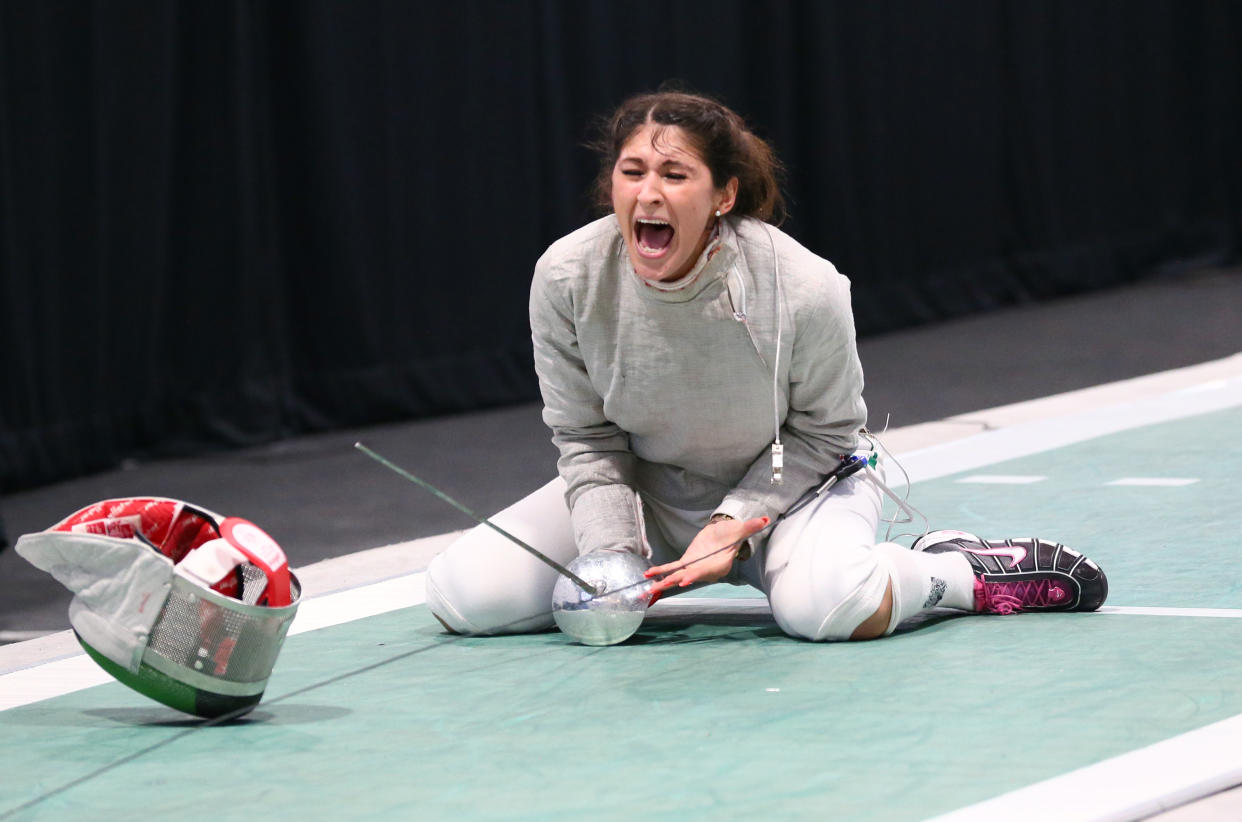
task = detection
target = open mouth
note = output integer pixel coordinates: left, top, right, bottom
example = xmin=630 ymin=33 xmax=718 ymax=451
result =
xmin=635 ymin=217 xmax=674 ymax=258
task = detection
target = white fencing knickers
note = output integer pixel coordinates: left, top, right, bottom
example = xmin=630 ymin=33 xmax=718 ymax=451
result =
xmin=425 ymin=471 xmax=906 ymax=641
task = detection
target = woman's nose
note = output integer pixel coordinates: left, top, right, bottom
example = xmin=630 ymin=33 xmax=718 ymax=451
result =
xmin=638 ymin=173 xmax=662 ymax=204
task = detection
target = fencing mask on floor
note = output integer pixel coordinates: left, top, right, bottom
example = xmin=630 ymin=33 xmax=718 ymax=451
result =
xmin=16 ymin=497 xmax=300 ymax=718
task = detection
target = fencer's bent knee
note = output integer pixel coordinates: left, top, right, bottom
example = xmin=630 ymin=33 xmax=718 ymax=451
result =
xmin=424 ymin=555 xmax=474 ymax=633
xmin=766 ymin=542 xmax=891 ymax=642
xmin=424 ymin=546 xmax=556 ymax=636
xmin=423 ymin=478 xmax=574 ymax=635
xmin=426 ymin=560 xmax=525 ymax=635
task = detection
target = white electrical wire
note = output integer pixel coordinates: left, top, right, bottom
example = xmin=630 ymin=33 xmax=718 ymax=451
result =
xmin=763 ymin=224 xmax=785 ymax=483
xmin=862 ymin=429 xmax=930 ymax=544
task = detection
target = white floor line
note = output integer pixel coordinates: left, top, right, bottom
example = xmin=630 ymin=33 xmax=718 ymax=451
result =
xmin=1106 ymin=478 xmax=1200 ymax=487
xmin=925 ymin=713 xmax=1242 ymax=822
xmin=0 ymin=630 xmax=58 ymax=643
xmin=874 ymin=353 xmax=1242 ymax=456
xmin=0 ymin=656 xmax=113 ymax=713
xmin=1097 ymin=605 xmax=1242 ymax=619
xmin=0 ymin=573 xmax=429 ymax=712
xmin=648 ymin=599 xmax=1242 ymax=621
xmin=890 ymin=368 xmax=1242 ymax=486
xmin=648 ymin=597 xmax=772 ymax=615
xmin=288 ymin=572 xmax=426 ymax=636
xmin=4 ymin=594 xmax=1236 ymax=713
xmin=954 ymin=474 xmax=1047 ymax=484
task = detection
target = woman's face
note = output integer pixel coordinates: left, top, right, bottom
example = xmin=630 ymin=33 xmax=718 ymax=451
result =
xmin=611 ymin=123 xmax=737 ymax=283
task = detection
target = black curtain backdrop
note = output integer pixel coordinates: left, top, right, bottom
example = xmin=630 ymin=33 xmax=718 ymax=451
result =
xmin=1 ymin=1 xmax=1239 ymax=491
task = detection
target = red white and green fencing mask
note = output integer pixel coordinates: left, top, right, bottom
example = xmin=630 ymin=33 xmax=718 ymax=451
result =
xmin=16 ymin=497 xmax=300 ymax=718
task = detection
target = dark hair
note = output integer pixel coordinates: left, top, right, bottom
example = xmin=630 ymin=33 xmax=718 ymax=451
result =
xmin=588 ymin=89 xmax=786 ymax=224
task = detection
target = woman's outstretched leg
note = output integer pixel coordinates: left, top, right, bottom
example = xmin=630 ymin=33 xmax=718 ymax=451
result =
xmin=759 ymin=473 xmax=1108 ymax=641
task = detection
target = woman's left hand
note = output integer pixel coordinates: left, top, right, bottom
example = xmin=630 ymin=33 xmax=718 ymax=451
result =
xmin=644 ymin=515 xmax=770 ymax=601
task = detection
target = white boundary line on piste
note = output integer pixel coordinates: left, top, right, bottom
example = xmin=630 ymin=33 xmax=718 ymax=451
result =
xmin=644 ymin=599 xmax=1242 ymax=621
xmin=888 ymin=359 xmax=1242 ymax=486
xmin=908 ymin=362 xmax=1242 ymax=821
xmin=1 ymin=354 xmax=1240 ymax=822
xmin=4 ymin=589 xmax=1239 ymax=713
xmin=925 ymin=713 xmax=1242 ymax=822
xmin=0 ymin=572 xmax=431 ymax=712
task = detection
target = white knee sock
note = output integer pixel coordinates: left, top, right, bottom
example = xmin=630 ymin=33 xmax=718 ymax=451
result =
xmin=874 ymin=543 xmax=977 ymax=633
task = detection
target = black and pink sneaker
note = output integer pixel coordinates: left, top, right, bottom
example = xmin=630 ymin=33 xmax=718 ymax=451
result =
xmin=912 ymin=530 xmax=1108 ymax=614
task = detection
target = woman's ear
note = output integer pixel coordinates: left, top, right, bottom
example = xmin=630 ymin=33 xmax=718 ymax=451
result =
xmin=717 ymin=177 xmax=739 ymax=215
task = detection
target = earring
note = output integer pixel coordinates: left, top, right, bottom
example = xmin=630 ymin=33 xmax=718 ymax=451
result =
xmin=715 ymin=210 xmax=722 ymax=218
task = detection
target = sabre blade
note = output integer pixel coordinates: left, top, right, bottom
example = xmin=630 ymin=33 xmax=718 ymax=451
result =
xmin=354 ymin=442 xmax=599 ymax=596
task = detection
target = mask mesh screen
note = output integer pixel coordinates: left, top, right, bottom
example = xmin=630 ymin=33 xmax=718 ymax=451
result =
xmin=146 ymin=575 xmax=300 ymax=685
xmin=240 ymin=563 xmax=270 ymax=605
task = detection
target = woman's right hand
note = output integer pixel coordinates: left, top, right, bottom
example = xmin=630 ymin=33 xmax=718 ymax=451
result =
xmin=643 ymin=515 xmax=770 ymax=603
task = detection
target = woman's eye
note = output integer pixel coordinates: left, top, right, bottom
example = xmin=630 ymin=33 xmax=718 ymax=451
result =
xmin=664 ymin=173 xmax=686 ymax=181
xmin=621 ymin=170 xmax=642 ymax=177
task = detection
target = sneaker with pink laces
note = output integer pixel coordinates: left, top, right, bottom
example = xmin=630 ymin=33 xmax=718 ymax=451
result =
xmin=911 ymin=530 xmax=1108 ymax=614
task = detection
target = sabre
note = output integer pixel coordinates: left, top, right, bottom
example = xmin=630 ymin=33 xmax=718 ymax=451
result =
xmin=354 ymin=442 xmax=599 ymax=596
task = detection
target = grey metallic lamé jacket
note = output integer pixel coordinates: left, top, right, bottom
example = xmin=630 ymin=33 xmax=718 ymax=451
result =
xmin=529 ymin=214 xmax=866 ymax=558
